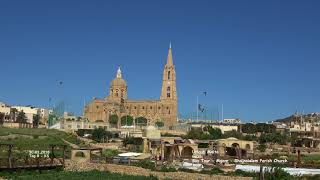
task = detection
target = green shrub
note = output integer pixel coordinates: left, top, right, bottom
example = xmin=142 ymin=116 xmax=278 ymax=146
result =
xmin=123 ymin=137 xmax=143 ymax=146
xmin=198 ymin=143 xmax=209 ymax=148
xmin=201 ymin=167 xmax=224 ymax=175
xmin=178 ymin=168 xmax=195 ymax=173
xmin=0 ymin=169 xmax=160 ymax=180
xmin=135 ymin=160 xmax=155 ymax=171
xmin=109 ymin=114 xmax=118 ymax=125
xmin=159 ymin=166 xmax=177 ymax=172
xmin=103 ymin=149 xmax=119 ymax=158
xmin=121 ymin=115 xmax=134 ymax=126
xmin=258 ymin=144 xmax=267 ymax=152
xmin=155 ymin=121 xmax=164 ymax=128
xmin=264 ymin=167 xmax=292 ymax=180
xmin=231 ymin=169 xmax=256 ymax=177
xmin=135 ymin=117 xmax=148 ymax=126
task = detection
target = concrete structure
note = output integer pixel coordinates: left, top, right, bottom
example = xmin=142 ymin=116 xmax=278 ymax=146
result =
xmin=143 ymin=136 xmax=198 ymax=161
xmin=84 ymin=45 xmax=178 ymax=127
xmin=71 ymin=148 xmax=102 ymax=163
xmin=142 ymin=125 xmax=198 ymax=161
xmin=217 ymin=138 xmax=256 ymax=158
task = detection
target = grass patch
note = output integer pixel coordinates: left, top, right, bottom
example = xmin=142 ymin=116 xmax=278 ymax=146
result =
xmin=0 ymin=170 xmax=159 ymax=180
xmin=102 ymin=149 xmax=120 ymax=158
xmin=0 ymin=127 xmax=81 ymax=159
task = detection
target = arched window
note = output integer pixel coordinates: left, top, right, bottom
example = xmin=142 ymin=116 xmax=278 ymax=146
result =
xmin=167 ymin=86 xmax=170 ymax=91
xmin=167 ymin=93 xmax=170 ymax=98
xmin=168 ymin=71 xmax=171 ymax=80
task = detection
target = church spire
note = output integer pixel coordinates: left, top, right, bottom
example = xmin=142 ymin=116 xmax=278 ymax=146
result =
xmin=116 ymin=66 xmax=122 ymax=79
xmin=166 ymin=43 xmax=173 ymax=66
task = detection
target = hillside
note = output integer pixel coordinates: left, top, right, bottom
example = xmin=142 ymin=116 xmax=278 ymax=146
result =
xmin=0 ymin=127 xmax=86 ymax=158
xmin=274 ymin=113 xmax=320 ymax=123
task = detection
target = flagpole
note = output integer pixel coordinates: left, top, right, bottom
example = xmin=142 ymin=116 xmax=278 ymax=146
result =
xmin=221 ymin=104 xmax=224 ymax=122
xmin=196 ymin=95 xmax=199 ymax=123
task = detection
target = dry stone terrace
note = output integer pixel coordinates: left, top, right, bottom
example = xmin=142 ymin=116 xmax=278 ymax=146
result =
xmin=65 ymin=160 xmax=252 ymax=180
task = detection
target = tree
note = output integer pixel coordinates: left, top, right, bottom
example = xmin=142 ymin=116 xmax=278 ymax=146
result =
xmin=92 ymin=128 xmax=112 ymax=143
xmin=185 ymin=127 xmax=205 ymax=139
xmin=10 ymin=108 xmax=18 ymax=122
xmin=241 ymin=123 xmax=256 ymax=134
xmin=155 ymin=121 xmax=164 ymax=128
xmin=120 ymin=115 xmax=134 ymax=126
xmin=33 ymin=114 xmax=40 ymax=128
xmin=207 ymin=126 xmax=223 ymax=139
xmin=122 ymin=137 xmax=143 ymax=147
xmin=16 ymin=111 xmax=27 ymax=124
xmin=109 ymin=114 xmax=118 ymax=128
xmin=258 ymin=144 xmax=267 ymax=152
xmin=135 ymin=117 xmax=148 ymax=126
xmin=223 ymin=130 xmax=242 ymax=139
xmin=0 ymin=112 xmax=5 ymax=126
xmin=258 ymin=133 xmax=287 ymax=145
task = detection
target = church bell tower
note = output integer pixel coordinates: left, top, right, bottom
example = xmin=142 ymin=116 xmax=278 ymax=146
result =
xmin=160 ymin=43 xmax=177 ymax=101
xmin=160 ymin=43 xmax=177 ymax=126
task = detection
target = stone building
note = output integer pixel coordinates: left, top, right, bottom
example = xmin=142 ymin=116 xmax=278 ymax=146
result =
xmin=84 ymin=45 xmax=178 ymax=127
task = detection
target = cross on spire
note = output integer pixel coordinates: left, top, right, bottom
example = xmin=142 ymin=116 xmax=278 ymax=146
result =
xmin=116 ymin=66 xmax=122 ymax=78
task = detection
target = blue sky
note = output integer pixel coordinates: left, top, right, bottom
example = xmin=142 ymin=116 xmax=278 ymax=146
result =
xmin=0 ymin=0 xmax=320 ymax=122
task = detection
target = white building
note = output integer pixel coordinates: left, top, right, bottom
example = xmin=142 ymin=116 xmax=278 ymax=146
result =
xmin=0 ymin=102 xmax=11 ymax=116
xmin=12 ymin=106 xmax=40 ymax=124
xmin=51 ymin=120 xmax=109 ymax=132
xmin=63 ymin=112 xmax=78 ymax=121
xmin=223 ymin=118 xmax=241 ymax=124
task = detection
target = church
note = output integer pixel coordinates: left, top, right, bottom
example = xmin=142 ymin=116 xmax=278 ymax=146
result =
xmin=84 ymin=45 xmax=178 ymax=127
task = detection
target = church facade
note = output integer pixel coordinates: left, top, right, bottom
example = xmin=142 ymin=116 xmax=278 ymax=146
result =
xmin=84 ymin=46 xmax=177 ymax=127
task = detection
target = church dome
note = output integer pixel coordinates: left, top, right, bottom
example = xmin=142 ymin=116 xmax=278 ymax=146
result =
xmin=110 ymin=78 xmax=126 ymax=87
xmin=110 ymin=67 xmax=127 ymax=87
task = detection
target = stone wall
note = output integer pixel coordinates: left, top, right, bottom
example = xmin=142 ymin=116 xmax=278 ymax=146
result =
xmin=65 ymin=160 xmax=252 ymax=180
